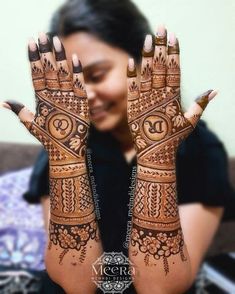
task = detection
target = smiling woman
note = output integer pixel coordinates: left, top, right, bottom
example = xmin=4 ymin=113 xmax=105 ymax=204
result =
xmin=2 ymin=0 xmax=234 ymax=293
xmin=62 ymin=32 xmax=129 ymax=132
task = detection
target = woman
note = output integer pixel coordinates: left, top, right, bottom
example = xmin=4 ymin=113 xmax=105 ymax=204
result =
xmin=3 ymin=0 xmax=233 ymax=293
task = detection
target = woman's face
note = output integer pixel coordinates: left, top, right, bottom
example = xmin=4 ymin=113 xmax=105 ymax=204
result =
xmin=62 ymin=32 xmax=130 ymax=132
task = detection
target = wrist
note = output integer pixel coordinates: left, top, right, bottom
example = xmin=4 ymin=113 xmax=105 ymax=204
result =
xmin=49 ymin=161 xmax=88 ymax=179
xmin=136 ymin=163 xmax=176 ymax=183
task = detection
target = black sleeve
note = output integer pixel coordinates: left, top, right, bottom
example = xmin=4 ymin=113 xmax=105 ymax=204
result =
xmin=23 ymin=149 xmax=49 ymax=204
xmin=176 ymin=120 xmax=235 ymax=207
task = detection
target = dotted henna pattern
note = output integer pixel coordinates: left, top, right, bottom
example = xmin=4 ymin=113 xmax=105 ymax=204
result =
xmin=127 ymin=33 xmax=193 ymax=274
xmin=25 ymin=38 xmax=99 ymax=264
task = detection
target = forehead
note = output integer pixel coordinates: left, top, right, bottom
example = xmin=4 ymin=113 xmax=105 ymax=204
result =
xmin=61 ymin=32 xmax=128 ymax=67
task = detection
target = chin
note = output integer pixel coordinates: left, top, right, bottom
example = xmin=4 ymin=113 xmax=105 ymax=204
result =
xmin=91 ymin=115 xmax=123 ymax=132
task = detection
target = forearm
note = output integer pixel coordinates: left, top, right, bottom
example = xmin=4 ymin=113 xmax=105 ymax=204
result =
xmin=129 ymin=163 xmax=191 ymax=294
xmin=46 ymin=161 xmax=103 ymax=294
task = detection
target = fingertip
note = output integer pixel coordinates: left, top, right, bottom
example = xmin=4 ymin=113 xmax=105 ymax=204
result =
xmin=1 ymin=102 xmax=11 ymax=110
xmin=156 ymin=24 xmax=166 ymax=37
xmin=128 ymin=58 xmax=135 ymax=70
xmin=72 ymin=54 xmax=82 ymax=73
xmin=208 ymin=90 xmax=218 ymax=101
xmin=127 ymin=58 xmax=137 ymax=77
xmin=168 ymin=32 xmax=176 ymax=46
xmin=144 ymin=34 xmax=153 ymax=53
xmin=53 ymin=36 xmax=62 ymax=52
xmin=3 ymin=100 xmax=25 ymax=115
xmin=28 ymin=38 xmax=37 ymax=51
xmin=38 ymin=32 xmax=48 ymax=44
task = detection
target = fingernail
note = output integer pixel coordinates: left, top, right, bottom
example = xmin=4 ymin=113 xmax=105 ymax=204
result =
xmin=157 ymin=25 xmax=166 ymax=37
xmin=208 ymin=90 xmax=218 ymax=101
xmin=28 ymin=38 xmax=40 ymax=62
xmin=127 ymin=58 xmax=137 ymax=77
xmin=53 ymin=36 xmax=66 ymax=61
xmin=144 ymin=35 xmax=153 ymax=52
xmin=4 ymin=100 xmax=25 ymax=115
xmin=155 ymin=25 xmax=167 ymax=46
xmin=168 ymin=34 xmax=180 ymax=54
xmin=143 ymin=35 xmax=154 ymax=57
xmin=168 ymin=32 xmax=176 ymax=46
xmin=38 ymin=32 xmax=52 ymax=53
xmin=72 ymin=54 xmax=82 ymax=73
xmin=196 ymin=90 xmax=213 ymax=109
xmin=1 ymin=102 xmax=11 ymax=110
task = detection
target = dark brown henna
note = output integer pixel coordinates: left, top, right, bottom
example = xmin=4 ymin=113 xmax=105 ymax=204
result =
xmin=128 ymin=33 xmax=193 ymax=275
xmin=4 ymin=100 xmax=25 ymax=115
xmin=196 ymin=89 xmax=213 ymax=109
xmin=24 ymin=38 xmax=100 ymax=265
xmin=54 ymin=42 xmax=66 ymax=62
xmin=73 ymin=60 xmax=83 ymax=74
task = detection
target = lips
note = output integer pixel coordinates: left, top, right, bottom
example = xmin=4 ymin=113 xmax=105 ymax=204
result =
xmin=89 ymin=102 xmax=115 ymax=119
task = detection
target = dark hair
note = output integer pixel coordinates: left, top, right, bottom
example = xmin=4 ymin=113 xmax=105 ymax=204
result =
xmin=50 ymin=0 xmax=152 ymax=61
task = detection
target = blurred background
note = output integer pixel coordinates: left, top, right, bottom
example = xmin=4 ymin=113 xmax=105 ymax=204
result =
xmin=0 ymin=0 xmax=234 ymax=293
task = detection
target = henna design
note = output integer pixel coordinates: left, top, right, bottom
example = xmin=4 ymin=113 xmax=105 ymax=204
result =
xmin=131 ymin=225 xmax=185 ymax=274
xmin=49 ymin=220 xmax=98 ymax=252
xmin=153 ymin=31 xmax=167 ymax=89
xmin=127 ymin=32 xmax=213 ymax=275
xmin=20 ymin=37 xmax=100 ymax=264
xmin=4 ymin=100 xmax=24 ymax=115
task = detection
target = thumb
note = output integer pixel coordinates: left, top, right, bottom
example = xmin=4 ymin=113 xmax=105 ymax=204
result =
xmin=184 ymin=90 xmax=217 ymax=128
xmin=2 ymin=100 xmax=35 ymax=130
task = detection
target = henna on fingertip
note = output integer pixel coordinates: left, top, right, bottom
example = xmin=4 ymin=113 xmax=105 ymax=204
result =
xmin=38 ymin=32 xmax=52 ymax=53
xmin=53 ymin=36 xmax=67 ymax=61
xmin=28 ymin=39 xmax=40 ymax=62
xmin=155 ymin=26 xmax=167 ymax=46
xmin=127 ymin=58 xmax=137 ymax=77
xmin=142 ymin=34 xmax=154 ymax=57
xmin=168 ymin=37 xmax=180 ymax=55
xmin=72 ymin=54 xmax=83 ymax=73
xmin=3 ymin=100 xmax=25 ymax=115
xmin=195 ymin=89 xmax=214 ymax=110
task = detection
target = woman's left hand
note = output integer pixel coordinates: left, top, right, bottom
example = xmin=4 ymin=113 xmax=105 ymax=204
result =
xmin=127 ymin=26 xmax=217 ymax=166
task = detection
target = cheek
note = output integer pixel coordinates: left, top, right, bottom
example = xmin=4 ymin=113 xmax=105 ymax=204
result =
xmin=99 ymin=70 xmax=127 ymax=105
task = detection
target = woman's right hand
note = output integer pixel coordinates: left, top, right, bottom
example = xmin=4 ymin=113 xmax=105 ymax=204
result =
xmin=3 ymin=33 xmax=89 ymax=164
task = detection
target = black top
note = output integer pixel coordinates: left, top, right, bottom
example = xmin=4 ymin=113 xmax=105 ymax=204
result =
xmin=23 ymin=120 xmax=235 ymax=294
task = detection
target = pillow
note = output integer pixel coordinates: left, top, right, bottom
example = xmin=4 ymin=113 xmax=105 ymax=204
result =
xmin=0 ymin=168 xmax=46 ymax=271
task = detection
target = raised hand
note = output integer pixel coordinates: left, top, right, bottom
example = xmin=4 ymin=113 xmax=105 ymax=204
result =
xmin=2 ymin=34 xmax=101 ymax=292
xmin=127 ymin=26 xmax=216 ymax=279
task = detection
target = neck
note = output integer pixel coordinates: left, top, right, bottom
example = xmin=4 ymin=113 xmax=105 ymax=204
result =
xmin=111 ymin=119 xmax=134 ymax=152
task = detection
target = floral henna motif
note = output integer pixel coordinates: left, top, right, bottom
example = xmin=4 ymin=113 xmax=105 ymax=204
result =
xmin=131 ymin=225 xmax=186 ymax=273
xmin=23 ymin=35 xmax=99 ymax=264
xmin=127 ymin=30 xmax=214 ymax=274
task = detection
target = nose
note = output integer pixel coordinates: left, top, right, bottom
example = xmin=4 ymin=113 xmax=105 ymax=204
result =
xmin=86 ymin=84 xmax=96 ymax=101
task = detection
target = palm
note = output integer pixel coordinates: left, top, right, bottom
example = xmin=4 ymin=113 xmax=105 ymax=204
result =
xmin=26 ymin=36 xmax=89 ymax=163
xmin=127 ymin=31 xmax=212 ymax=167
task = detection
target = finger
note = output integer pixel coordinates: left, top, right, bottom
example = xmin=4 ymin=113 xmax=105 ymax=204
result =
xmin=38 ymin=32 xmax=60 ymax=91
xmin=127 ymin=58 xmax=140 ymax=122
xmin=53 ymin=36 xmax=73 ymax=91
xmin=184 ymin=90 xmax=217 ymax=127
xmin=28 ymin=39 xmax=46 ymax=92
xmin=140 ymin=34 xmax=154 ymax=92
xmin=72 ymin=54 xmax=89 ymax=120
xmin=153 ymin=25 xmax=167 ymax=88
xmin=166 ymin=33 xmax=180 ymax=89
xmin=2 ymin=100 xmax=34 ymax=130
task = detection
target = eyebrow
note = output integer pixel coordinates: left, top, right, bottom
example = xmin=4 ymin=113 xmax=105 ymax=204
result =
xmin=82 ymin=60 xmax=112 ymax=73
